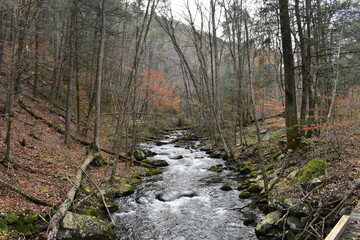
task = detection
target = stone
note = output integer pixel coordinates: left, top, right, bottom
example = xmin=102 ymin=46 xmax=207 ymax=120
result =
xmin=298 ymin=158 xmax=326 ymax=184
xmin=239 ymin=191 xmax=251 ymax=199
xmin=247 ymin=183 xmax=263 ymax=193
xmin=237 ymin=183 xmax=249 ymax=191
xmin=149 ymin=160 xmax=169 ymax=167
xmin=255 ymin=211 xmax=282 ymax=236
xmin=286 ymin=216 xmax=302 ymax=230
xmin=105 ymin=184 xmax=134 ymax=200
xmin=220 ymin=185 xmax=232 ymax=191
xmin=145 ymin=168 xmax=162 ymax=176
xmin=133 ymin=149 xmax=146 ymax=161
xmin=239 ymin=163 xmax=252 ymax=175
xmin=287 ymin=168 xmax=300 ymax=180
xmin=57 ymin=212 xmax=114 ymax=240
xmin=172 ymin=155 xmax=184 ymax=159
xmin=210 ymin=151 xmax=222 ymax=158
xmin=207 ymin=165 xmax=223 ymax=172
xmin=243 ymin=212 xmax=256 ymax=226
xmin=283 ymin=198 xmax=311 ymax=216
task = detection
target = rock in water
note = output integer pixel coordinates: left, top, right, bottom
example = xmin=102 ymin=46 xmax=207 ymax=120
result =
xmin=255 ymin=211 xmax=282 ymax=236
xmin=57 ymin=212 xmax=114 ymax=240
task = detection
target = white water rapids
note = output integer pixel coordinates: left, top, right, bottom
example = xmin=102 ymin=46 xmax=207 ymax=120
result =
xmin=113 ymin=131 xmax=261 ymax=239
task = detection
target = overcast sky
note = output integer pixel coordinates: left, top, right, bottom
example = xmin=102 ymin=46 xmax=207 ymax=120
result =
xmin=167 ymin=0 xmax=259 ymax=29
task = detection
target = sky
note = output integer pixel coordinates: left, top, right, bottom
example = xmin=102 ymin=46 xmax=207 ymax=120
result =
xmin=167 ymin=0 xmax=259 ymax=30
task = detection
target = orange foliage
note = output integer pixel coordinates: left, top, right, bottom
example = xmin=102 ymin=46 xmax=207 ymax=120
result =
xmin=142 ymin=69 xmax=180 ymax=113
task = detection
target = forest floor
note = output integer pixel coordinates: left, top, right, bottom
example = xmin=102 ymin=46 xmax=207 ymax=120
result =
xmin=0 ymin=85 xmax=138 ymax=238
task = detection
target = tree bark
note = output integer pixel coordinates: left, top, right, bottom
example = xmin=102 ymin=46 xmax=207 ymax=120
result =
xmin=279 ymin=0 xmax=300 ymax=150
xmin=94 ymin=0 xmax=106 ymax=148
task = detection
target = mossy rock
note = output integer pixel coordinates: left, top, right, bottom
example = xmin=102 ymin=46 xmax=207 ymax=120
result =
xmin=255 ymin=211 xmax=282 ymax=236
xmin=91 ymin=155 xmax=108 ymax=167
xmin=0 ymin=221 xmax=8 ymax=232
xmin=272 ymin=152 xmax=282 ymax=160
xmin=105 ymin=184 xmax=134 ymax=200
xmin=1 ymin=212 xmax=39 ymax=237
xmin=266 ymin=164 xmax=275 ymax=172
xmin=247 ymin=183 xmax=263 ymax=193
xmin=298 ymin=158 xmax=326 ymax=184
xmin=100 ymin=202 xmax=118 ymax=214
xmin=81 ymin=206 xmax=100 ymax=217
xmin=239 ymin=163 xmax=252 ymax=175
xmin=133 ymin=149 xmax=146 ymax=161
xmin=239 ymin=191 xmax=251 ymax=199
xmin=148 ymin=160 xmax=169 ymax=167
xmin=145 ymin=168 xmax=162 ymax=176
xmin=237 ymin=183 xmax=249 ymax=191
xmin=207 ymin=165 xmax=223 ymax=172
xmin=210 ymin=151 xmax=223 ymax=158
xmin=249 ymin=171 xmax=261 ymax=178
xmin=220 ymin=185 xmax=232 ymax=191
xmin=57 ymin=212 xmax=114 ymax=240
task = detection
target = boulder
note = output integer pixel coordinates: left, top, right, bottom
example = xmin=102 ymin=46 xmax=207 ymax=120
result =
xmin=172 ymin=155 xmax=184 ymax=159
xmin=220 ymin=185 xmax=232 ymax=191
xmin=255 ymin=211 xmax=282 ymax=236
xmin=286 ymin=216 xmax=302 ymax=230
xmin=149 ymin=160 xmax=169 ymax=167
xmin=239 ymin=191 xmax=251 ymax=199
xmin=57 ymin=212 xmax=114 ymax=240
xmin=210 ymin=151 xmax=222 ymax=158
xmin=145 ymin=168 xmax=162 ymax=176
xmin=207 ymin=165 xmax=223 ymax=172
xmin=247 ymin=183 xmax=263 ymax=193
xmin=133 ymin=149 xmax=146 ymax=161
xmin=239 ymin=163 xmax=252 ymax=175
xmin=105 ymin=184 xmax=134 ymax=200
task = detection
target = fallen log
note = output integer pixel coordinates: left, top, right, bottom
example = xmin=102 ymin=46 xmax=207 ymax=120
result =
xmin=46 ymin=147 xmax=98 ymax=240
xmin=0 ymin=177 xmax=53 ymax=207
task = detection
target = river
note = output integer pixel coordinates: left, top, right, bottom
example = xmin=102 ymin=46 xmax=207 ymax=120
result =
xmin=113 ymin=131 xmax=261 ymax=240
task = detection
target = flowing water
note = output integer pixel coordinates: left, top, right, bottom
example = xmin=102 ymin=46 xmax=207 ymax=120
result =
xmin=113 ymin=131 xmax=261 ymax=240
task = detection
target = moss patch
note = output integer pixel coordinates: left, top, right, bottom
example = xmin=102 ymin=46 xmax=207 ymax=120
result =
xmin=299 ymin=158 xmax=326 ymax=184
xmin=220 ymin=185 xmax=232 ymax=191
xmin=0 ymin=212 xmax=39 ymax=236
xmin=145 ymin=168 xmax=162 ymax=176
xmin=207 ymin=165 xmax=223 ymax=172
xmin=247 ymin=183 xmax=263 ymax=193
xmin=81 ymin=206 xmax=100 ymax=217
xmin=239 ymin=191 xmax=251 ymax=198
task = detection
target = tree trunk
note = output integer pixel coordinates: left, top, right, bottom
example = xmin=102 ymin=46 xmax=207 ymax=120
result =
xmin=94 ymin=0 xmax=106 ymax=148
xmin=279 ymin=0 xmax=300 ymax=150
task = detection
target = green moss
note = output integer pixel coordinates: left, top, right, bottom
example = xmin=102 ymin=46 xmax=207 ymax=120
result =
xmin=266 ymin=228 xmax=279 ymax=237
xmin=247 ymin=183 xmax=263 ymax=193
xmin=207 ymin=165 xmax=223 ymax=172
xmin=0 ymin=221 xmax=8 ymax=232
xmin=249 ymin=171 xmax=260 ymax=178
xmin=220 ymin=185 xmax=232 ymax=191
xmin=91 ymin=155 xmax=108 ymax=167
xmin=82 ymin=206 xmax=100 ymax=217
xmin=105 ymin=184 xmax=135 ymax=200
xmin=266 ymin=164 xmax=275 ymax=172
xmin=239 ymin=191 xmax=251 ymax=198
xmin=1 ymin=212 xmax=39 ymax=236
xmin=239 ymin=163 xmax=252 ymax=175
xmin=272 ymin=152 xmax=281 ymax=160
xmin=299 ymin=158 xmax=326 ymax=183
xmin=145 ymin=168 xmax=162 ymax=176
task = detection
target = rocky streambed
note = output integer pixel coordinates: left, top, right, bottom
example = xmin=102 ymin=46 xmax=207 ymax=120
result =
xmin=112 ymin=131 xmax=262 ymax=240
